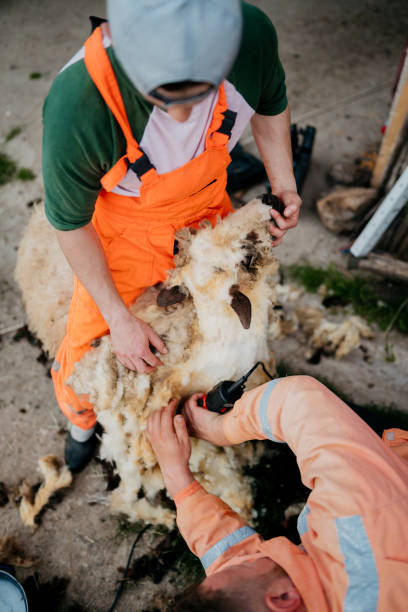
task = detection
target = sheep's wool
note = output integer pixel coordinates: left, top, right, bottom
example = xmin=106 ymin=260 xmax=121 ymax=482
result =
xmin=15 ymin=203 xmax=73 ymax=357
xmin=16 ymin=199 xmax=280 ymax=525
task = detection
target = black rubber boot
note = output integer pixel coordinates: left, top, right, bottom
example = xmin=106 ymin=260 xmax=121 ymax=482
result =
xmin=65 ymin=432 xmax=97 ymax=473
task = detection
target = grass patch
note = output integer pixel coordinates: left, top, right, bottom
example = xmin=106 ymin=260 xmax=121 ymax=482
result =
xmin=16 ymin=167 xmax=36 ymax=181
xmin=5 ymin=126 xmax=22 ymax=142
xmin=0 ymin=152 xmax=17 ymax=185
xmin=29 ymin=72 xmax=42 ymax=79
xmin=0 ymin=153 xmax=35 ymax=184
xmin=288 ymin=263 xmax=408 ymax=333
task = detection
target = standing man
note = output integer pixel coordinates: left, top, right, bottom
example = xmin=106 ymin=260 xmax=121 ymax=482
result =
xmin=42 ymin=0 xmax=301 ymax=471
xmin=147 ymin=377 xmax=408 ymax=611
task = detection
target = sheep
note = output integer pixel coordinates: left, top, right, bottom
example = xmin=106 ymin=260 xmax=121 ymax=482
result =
xmin=15 ymin=203 xmax=73 ymax=357
xmin=15 ymin=197 xmax=280 ymax=525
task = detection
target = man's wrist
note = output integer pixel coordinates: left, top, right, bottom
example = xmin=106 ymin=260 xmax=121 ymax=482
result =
xmin=209 ymin=414 xmax=231 ymax=446
xmin=272 ymin=185 xmax=298 ymax=197
xmin=103 ymin=301 xmax=132 ymax=328
xmin=161 ymin=465 xmax=194 ymax=499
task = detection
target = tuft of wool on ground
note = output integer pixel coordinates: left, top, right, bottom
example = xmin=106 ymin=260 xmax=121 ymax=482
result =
xmin=269 ymin=282 xmax=376 ymax=361
xmin=296 ymin=307 xmax=375 ymax=360
xmin=16 ymin=199 xmax=280 ymax=525
xmin=19 ymin=455 xmax=72 ymax=529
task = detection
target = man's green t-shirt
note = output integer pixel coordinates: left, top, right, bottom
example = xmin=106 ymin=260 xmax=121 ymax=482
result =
xmin=43 ymin=2 xmax=287 ymax=230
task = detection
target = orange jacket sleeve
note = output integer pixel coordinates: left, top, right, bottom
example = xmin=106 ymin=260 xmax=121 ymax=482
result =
xmin=222 ymin=375 xmax=408 ymax=517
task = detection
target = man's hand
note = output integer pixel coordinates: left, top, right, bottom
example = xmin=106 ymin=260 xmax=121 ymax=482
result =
xmin=110 ymin=311 xmax=167 ymax=374
xmin=268 ymin=189 xmax=302 ymax=247
xmin=251 ymin=108 xmax=302 ymax=247
xmin=147 ymin=399 xmax=194 ymax=498
xmin=183 ymin=393 xmax=231 ymax=446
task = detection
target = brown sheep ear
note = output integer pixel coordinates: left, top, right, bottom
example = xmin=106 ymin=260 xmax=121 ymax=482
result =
xmin=157 ymin=286 xmax=187 ymax=307
xmin=229 ymin=285 xmax=252 ymax=329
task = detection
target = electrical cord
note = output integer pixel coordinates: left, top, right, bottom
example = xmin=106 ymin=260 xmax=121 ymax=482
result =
xmin=257 ymin=360 xmax=275 ymax=380
xmin=108 ymin=524 xmax=151 ymax=612
xmin=227 ymin=361 xmax=274 ymax=395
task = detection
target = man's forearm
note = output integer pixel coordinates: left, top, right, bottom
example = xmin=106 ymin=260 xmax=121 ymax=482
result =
xmin=251 ymin=106 xmax=296 ymax=193
xmin=55 ymin=222 xmax=128 ymax=327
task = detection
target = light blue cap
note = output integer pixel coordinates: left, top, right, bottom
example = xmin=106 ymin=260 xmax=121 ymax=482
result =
xmin=107 ymin=0 xmax=243 ymax=93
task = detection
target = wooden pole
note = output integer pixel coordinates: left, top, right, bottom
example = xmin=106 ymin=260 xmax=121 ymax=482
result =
xmin=351 ymin=252 xmax=408 ymax=283
xmin=372 ymin=50 xmax=408 ymax=189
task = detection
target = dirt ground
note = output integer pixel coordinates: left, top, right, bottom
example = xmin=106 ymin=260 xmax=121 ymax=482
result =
xmin=1 ymin=1 xmax=408 ymax=610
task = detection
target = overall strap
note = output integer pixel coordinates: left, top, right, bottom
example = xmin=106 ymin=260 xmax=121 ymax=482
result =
xmin=205 ymin=82 xmax=237 ymax=150
xmin=84 ymin=26 xmax=156 ymax=191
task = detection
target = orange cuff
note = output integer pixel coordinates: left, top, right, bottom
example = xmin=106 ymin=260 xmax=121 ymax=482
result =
xmin=173 ymin=480 xmax=204 ymax=506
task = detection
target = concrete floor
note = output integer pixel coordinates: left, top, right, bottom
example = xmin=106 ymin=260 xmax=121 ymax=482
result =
xmin=1 ymin=1 xmax=407 ymax=609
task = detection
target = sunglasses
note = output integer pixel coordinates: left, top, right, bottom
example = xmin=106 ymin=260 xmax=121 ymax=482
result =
xmin=148 ymin=85 xmax=215 ymax=110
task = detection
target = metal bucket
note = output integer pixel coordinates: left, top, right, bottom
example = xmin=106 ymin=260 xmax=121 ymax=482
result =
xmin=0 ymin=570 xmax=29 ymax=612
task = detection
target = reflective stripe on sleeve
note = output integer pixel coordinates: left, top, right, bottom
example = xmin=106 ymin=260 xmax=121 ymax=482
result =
xmin=67 ymin=404 xmax=88 ymax=416
xmin=52 ymin=359 xmax=60 ymax=372
xmin=297 ymin=504 xmax=310 ymax=536
xmin=259 ymin=378 xmax=285 ymax=443
xmin=385 ymin=431 xmax=395 ymax=441
xmin=335 ymin=515 xmax=379 ymax=611
xmin=200 ymin=526 xmax=257 ymax=571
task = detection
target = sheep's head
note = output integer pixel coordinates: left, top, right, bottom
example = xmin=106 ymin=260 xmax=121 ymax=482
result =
xmin=156 ymin=198 xmax=278 ymax=330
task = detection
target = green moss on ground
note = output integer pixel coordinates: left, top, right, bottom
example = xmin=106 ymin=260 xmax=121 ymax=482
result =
xmin=16 ymin=167 xmax=36 ymax=181
xmin=5 ymin=126 xmax=22 ymax=142
xmin=0 ymin=152 xmax=35 ymax=184
xmin=288 ymin=263 xmax=408 ymax=334
xmin=0 ymin=152 xmax=17 ymax=185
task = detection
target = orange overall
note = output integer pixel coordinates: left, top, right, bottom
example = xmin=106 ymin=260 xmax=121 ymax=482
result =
xmin=52 ymin=26 xmax=235 ymax=429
